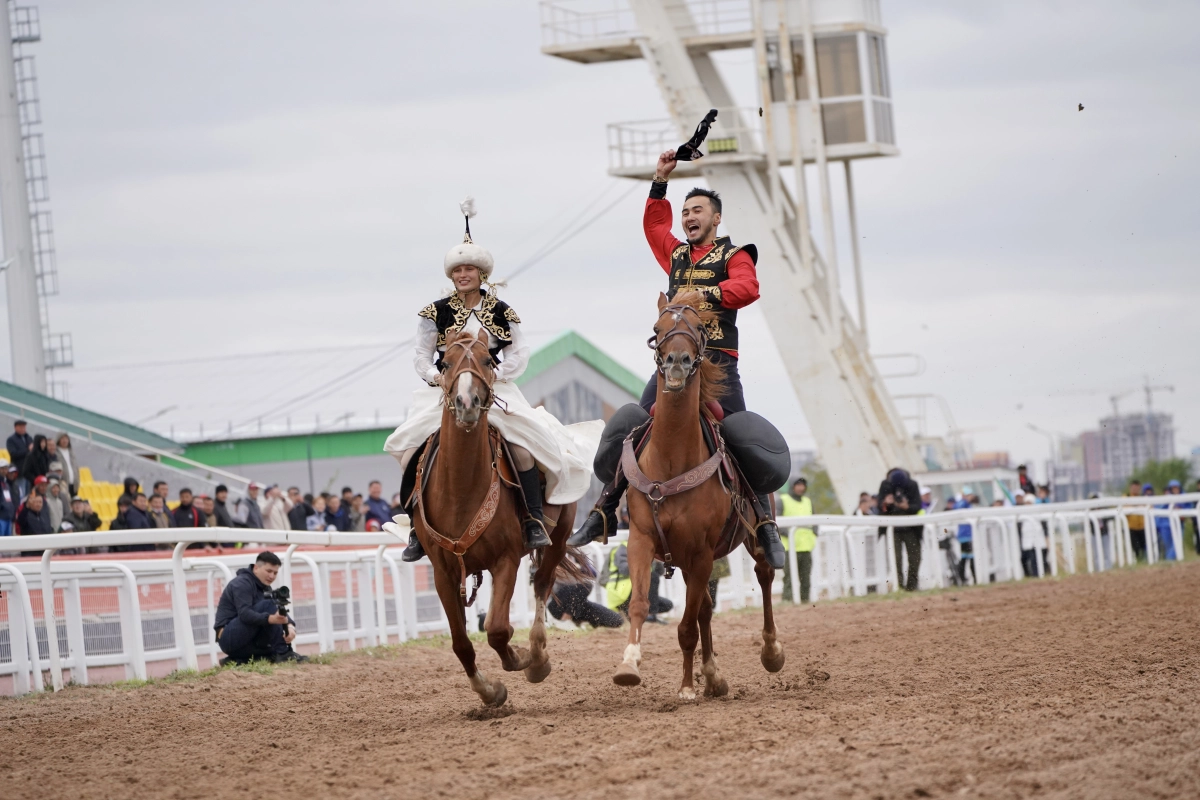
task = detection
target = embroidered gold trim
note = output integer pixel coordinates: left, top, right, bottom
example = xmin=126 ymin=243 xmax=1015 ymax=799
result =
xmin=418 ymin=303 xmax=437 ymax=321
xmin=683 ymin=268 xmax=716 ymax=281
xmin=503 ymin=306 xmax=521 ymax=324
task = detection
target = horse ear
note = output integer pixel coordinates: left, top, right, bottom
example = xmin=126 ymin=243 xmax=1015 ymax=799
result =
xmin=657 ymin=292 xmax=669 ymax=312
xmin=475 ymin=328 xmax=489 ymax=344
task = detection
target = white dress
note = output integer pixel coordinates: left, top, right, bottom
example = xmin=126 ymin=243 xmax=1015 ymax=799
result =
xmin=383 ymin=297 xmax=601 ymax=505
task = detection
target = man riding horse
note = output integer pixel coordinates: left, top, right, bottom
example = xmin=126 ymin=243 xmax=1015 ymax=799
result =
xmin=569 ymin=149 xmax=788 ymax=570
xmin=386 ymin=198 xmax=600 ymax=562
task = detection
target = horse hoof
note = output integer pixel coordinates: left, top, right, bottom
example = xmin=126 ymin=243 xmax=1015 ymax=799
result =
xmin=483 ymin=681 xmax=508 ymax=708
xmin=761 ymin=644 xmax=786 ymax=673
xmin=705 ymin=677 xmax=729 ymax=698
xmin=678 ymin=687 xmax=697 ymax=701
xmin=613 ymin=663 xmax=642 ymax=687
xmin=524 ymin=659 xmax=552 ymax=684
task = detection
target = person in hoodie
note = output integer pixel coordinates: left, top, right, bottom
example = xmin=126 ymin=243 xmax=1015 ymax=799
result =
xmin=877 ymin=467 xmax=926 ymax=591
xmin=213 ymin=551 xmax=307 ymax=665
xmin=20 ymin=434 xmax=50 ymax=484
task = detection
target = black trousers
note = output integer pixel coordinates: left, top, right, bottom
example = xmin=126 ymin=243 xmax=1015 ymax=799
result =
xmin=893 ymin=529 xmax=923 ymax=591
xmin=639 ymin=349 xmax=746 ymax=417
xmin=548 ymin=583 xmax=623 ymax=628
xmin=1130 ymin=529 xmax=1147 ymax=561
xmin=782 ymin=550 xmax=813 ymax=603
xmin=218 ymin=599 xmax=288 ymax=662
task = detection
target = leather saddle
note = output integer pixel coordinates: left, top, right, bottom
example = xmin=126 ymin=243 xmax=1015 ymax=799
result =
xmin=624 ymin=407 xmax=755 ymax=561
xmin=401 ymin=428 xmax=561 ymax=529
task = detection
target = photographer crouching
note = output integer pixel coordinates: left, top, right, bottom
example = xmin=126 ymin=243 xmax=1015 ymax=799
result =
xmin=214 ymin=551 xmax=309 ymax=665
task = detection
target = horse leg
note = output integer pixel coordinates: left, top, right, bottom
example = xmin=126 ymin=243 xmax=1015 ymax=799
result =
xmin=432 ymin=561 xmax=506 ymax=707
xmin=613 ymin=529 xmax=654 ymax=687
xmin=698 ymin=572 xmax=728 ymax=698
xmin=524 ymin=506 xmax=569 ymax=684
xmin=484 ymin=557 xmax=533 ymax=673
xmin=752 ymin=548 xmax=786 ymax=673
xmin=676 ymin=559 xmax=713 ymax=701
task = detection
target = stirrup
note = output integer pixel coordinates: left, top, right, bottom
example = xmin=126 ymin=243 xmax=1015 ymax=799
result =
xmin=567 ymin=506 xmax=614 ymax=547
xmin=755 ymin=520 xmax=786 ymax=570
xmin=523 ymin=517 xmax=551 ymax=549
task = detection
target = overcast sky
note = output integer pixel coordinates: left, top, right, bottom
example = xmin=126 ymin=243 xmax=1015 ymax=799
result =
xmin=2 ymin=0 xmax=1197 ymax=483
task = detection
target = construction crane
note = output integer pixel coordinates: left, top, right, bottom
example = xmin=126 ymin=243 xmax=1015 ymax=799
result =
xmin=1142 ymin=374 xmax=1174 ymax=413
xmin=539 ymin=0 xmax=922 ymax=510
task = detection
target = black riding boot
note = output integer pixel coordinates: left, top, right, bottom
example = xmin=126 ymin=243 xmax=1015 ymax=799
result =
xmin=518 ymin=467 xmax=552 ymax=549
xmin=567 ymin=474 xmax=627 ymax=546
xmin=754 ymin=493 xmax=786 ymax=570
xmin=401 ymin=507 xmax=426 ymax=562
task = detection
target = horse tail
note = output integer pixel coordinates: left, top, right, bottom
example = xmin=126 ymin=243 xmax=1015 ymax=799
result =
xmin=553 ymin=546 xmax=598 ymax=586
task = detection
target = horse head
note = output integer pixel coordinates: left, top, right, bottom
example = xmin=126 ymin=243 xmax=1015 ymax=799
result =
xmin=441 ymin=329 xmax=495 ymax=430
xmin=650 ymin=291 xmax=711 ymax=393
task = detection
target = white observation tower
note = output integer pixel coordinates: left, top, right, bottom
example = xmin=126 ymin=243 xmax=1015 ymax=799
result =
xmin=540 ymin=0 xmax=922 ymax=510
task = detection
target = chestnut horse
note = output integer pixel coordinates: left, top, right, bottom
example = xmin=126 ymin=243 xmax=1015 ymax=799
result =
xmin=612 ymin=291 xmax=785 ymax=699
xmin=412 ymin=329 xmax=577 ymax=706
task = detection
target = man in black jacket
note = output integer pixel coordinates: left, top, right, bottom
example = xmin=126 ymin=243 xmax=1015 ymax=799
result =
xmin=172 ymin=488 xmax=205 ymax=528
xmin=878 ymin=467 xmax=925 ymax=592
xmin=213 ymin=551 xmax=307 ymax=664
xmin=213 ymin=485 xmax=236 ymax=528
xmin=6 ymin=420 xmax=32 ymax=473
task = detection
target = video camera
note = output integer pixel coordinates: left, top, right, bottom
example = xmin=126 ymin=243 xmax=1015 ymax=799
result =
xmin=269 ymin=585 xmax=291 ymax=624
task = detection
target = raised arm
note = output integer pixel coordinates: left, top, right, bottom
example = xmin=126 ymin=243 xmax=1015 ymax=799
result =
xmin=644 ymin=149 xmax=682 ymax=271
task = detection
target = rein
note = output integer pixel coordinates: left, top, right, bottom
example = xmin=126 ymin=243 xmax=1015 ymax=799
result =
xmin=440 ymin=337 xmax=496 ymax=429
xmin=412 ymin=427 xmax=506 ymax=606
xmin=647 ymin=303 xmax=708 ymax=379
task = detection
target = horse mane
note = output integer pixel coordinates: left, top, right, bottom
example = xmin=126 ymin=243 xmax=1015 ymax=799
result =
xmin=668 ymin=291 xmax=728 ymax=405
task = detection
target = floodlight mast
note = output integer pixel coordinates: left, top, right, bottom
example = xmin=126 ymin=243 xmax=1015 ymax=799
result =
xmin=540 ymin=0 xmax=923 ymax=510
xmin=0 ymin=2 xmax=43 ymax=392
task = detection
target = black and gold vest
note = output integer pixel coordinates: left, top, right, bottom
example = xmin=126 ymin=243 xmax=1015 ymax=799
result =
xmin=418 ymin=292 xmax=521 ymax=368
xmin=667 ymin=236 xmax=757 ymax=352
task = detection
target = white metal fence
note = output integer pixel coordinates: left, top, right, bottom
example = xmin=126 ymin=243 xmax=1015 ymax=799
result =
xmin=1 ymin=492 xmax=1195 ymax=695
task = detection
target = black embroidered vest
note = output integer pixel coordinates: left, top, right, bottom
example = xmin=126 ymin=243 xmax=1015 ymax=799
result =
xmin=666 ymin=236 xmax=757 ymax=352
xmin=418 ymin=292 xmax=521 ymax=369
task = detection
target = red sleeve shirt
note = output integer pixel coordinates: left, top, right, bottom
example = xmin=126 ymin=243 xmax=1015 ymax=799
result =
xmin=643 ymin=197 xmax=760 ymax=310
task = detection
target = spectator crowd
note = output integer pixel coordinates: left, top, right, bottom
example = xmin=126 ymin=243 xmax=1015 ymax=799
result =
xmin=0 ymin=419 xmax=409 ymax=546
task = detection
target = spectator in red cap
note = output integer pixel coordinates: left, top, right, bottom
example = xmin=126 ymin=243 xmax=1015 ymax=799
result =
xmin=233 ymin=482 xmax=264 ymax=529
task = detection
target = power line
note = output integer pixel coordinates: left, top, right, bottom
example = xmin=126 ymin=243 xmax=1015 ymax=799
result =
xmin=226 ymin=338 xmax=415 ymax=438
xmin=70 ymin=341 xmax=400 ymax=373
xmin=504 ymin=182 xmax=640 ymax=282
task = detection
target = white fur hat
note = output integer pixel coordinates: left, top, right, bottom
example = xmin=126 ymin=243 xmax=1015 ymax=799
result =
xmin=444 ymin=196 xmax=494 ymax=279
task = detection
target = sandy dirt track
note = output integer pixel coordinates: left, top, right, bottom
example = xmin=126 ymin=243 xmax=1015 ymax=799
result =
xmin=4 ymin=561 xmax=1199 ymax=800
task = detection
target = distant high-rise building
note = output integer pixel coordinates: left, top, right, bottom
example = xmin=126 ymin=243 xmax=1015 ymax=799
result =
xmin=1098 ymin=412 xmax=1174 ymax=489
xmin=1079 ymin=431 xmax=1104 ymax=495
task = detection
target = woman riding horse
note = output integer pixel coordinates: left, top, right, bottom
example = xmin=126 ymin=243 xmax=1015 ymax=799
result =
xmin=385 ymin=198 xmax=600 ymax=561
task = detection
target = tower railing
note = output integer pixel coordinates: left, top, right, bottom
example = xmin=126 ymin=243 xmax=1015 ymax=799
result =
xmin=540 ymin=0 xmax=751 ymax=47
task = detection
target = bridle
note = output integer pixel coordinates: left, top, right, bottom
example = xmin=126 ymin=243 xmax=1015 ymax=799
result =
xmin=647 ymin=303 xmax=708 ymax=379
xmin=440 ymin=337 xmax=496 ymax=430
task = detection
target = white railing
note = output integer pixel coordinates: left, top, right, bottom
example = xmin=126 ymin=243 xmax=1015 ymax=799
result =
xmin=540 ymin=0 xmax=752 ymax=48
xmin=774 ymin=492 xmax=1200 ymax=603
xmin=1 ymin=493 xmax=1195 ymax=694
